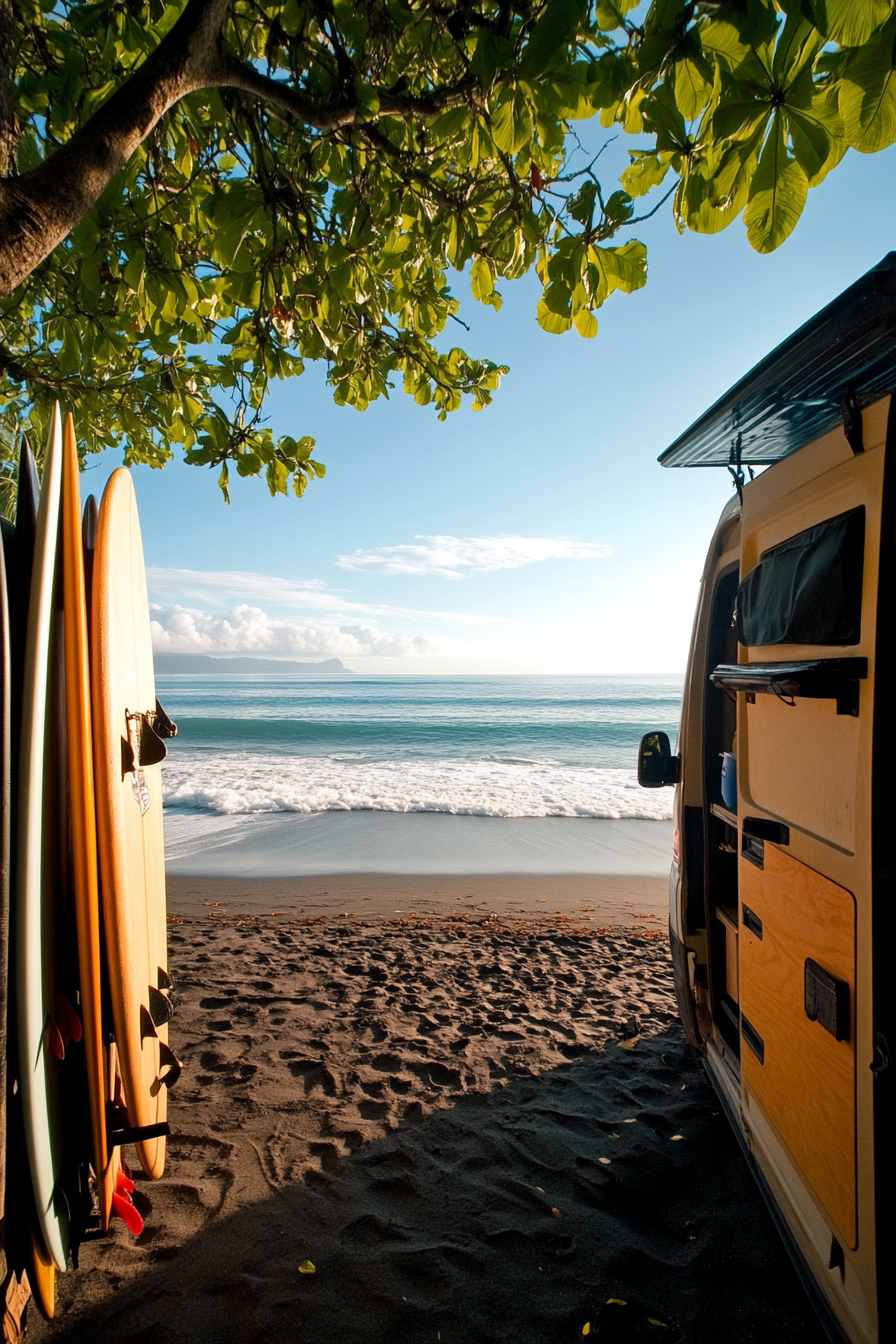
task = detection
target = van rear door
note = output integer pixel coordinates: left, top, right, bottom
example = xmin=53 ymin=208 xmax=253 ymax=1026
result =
xmin=727 ymin=396 xmax=888 ymax=1320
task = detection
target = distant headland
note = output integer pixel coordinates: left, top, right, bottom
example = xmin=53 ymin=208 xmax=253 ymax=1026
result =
xmin=153 ymin=653 xmax=354 ymax=675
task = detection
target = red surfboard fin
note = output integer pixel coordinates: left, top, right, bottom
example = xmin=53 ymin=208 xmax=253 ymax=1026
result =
xmin=115 ymin=1170 xmax=135 ymax=1197
xmin=55 ymin=993 xmax=83 ymax=1044
xmin=111 ymin=1192 xmax=144 ymax=1236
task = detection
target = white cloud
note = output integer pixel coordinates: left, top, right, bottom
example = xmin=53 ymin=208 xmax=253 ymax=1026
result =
xmin=335 ymin=534 xmax=611 ymax=578
xmin=146 ymin=567 xmax=508 ymax=625
xmin=150 ymin=604 xmax=439 ymax=658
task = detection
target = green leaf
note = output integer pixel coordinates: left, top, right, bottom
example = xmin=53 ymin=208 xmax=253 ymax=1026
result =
xmin=266 ymin=458 xmax=290 ymax=496
xmin=470 ymin=256 xmax=496 ymax=300
xmin=471 ymin=30 xmax=516 ymax=86
xmin=210 ymin=212 xmax=256 ymax=268
xmin=235 ymin=451 xmax=262 ymax=476
xmin=353 ymin=79 xmax=380 ymax=117
xmin=808 ymin=1 xmax=893 ymax=47
xmin=218 ymin=463 xmax=230 ymax=504
xmin=520 ymin=0 xmax=583 ymax=79
xmin=699 ymin=19 xmax=752 ymax=73
xmin=744 ymin=115 xmax=809 ymax=252
xmin=839 ymin=14 xmax=896 ymax=153
xmin=596 ymin=0 xmax=638 ymax=29
xmin=567 ymin=180 xmax=598 ymax=225
xmin=642 ymin=80 xmax=687 ymax=150
xmin=674 ymin=57 xmax=713 ymax=121
xmin=594 ymin=239 xmax=648 ymax=295
xmin=537 ymin=298 xmax=573 ymax=333
xmin=620 ymin=151 xmax=673 ymax=197
xmin=573 ymin=307 xmax=598 ymax=337
xmin=787 ymin=100 xmax=843 ymax=186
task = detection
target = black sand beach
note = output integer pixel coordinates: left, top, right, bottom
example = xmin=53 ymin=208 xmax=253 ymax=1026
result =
xmin=30 ymin=905 xmax=825 ymax=1343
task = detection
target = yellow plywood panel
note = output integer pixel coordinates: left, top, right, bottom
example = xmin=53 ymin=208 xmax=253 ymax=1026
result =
xmin=744 ymin=695 xmax=859 ymax=851
xmin=740 ymin=844 xmax=856 ymax=1245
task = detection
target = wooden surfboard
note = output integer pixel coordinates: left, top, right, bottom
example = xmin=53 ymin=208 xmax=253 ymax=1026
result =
xmin=62 ymin=416 xmax=123 ymax=1232
xmin=92 ymin=468 xmax=176 ymax=1181
xmin=15 ymin=404 xmax=70 ymax=1272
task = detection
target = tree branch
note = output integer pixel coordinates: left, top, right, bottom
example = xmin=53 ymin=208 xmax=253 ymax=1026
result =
xmin=0 ymin=0 xmax=480 ymax=300
xmin=217 ymin=54 xmax=477 ymax=131
xmin=0 ymin=0 xmax=231 ymax=297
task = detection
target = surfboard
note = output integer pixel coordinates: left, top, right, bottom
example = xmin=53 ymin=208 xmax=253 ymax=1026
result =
xmin=92 ymin=468 xmax=177 ymax=1181
xmin=3 ymin=438 xmax=58 ymax=1316
xmin=15 ymin=404 xmax=70 ymax=1272
xmin=0 ymin=496 xmax=11 ymax=1284
xmin=62 ymin=415 xmax=124 ymax=1232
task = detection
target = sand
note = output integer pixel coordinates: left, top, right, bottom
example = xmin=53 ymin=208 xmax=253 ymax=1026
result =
xmin=164 ymin=813 xmax=676 ymax=878
xmin=166 ymin=872 xmax=671 ymax=924
xmin=29 ymin=905 xmax=825 ymax=1344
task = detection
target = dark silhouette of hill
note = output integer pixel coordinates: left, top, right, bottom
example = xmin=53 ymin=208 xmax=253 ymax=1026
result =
xmin=154 ymin=653 xmax=353 ymax=675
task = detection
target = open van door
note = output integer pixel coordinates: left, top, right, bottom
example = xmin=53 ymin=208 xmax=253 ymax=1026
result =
xmin=642 ymin=255 xmax=896 ymax=1344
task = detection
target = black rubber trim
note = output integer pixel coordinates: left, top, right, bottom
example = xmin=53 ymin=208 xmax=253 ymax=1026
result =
xmin=741 ymin=1014 xmax=765 ymax=1064
xmin=702 ymin=1060 xmax=852 ymax=1344
xmin=669 ymin=927 xmax=701 ymax=1049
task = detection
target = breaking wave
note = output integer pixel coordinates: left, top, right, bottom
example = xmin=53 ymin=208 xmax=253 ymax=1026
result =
xmin=162 ymin=752 xmax=673 ymax=821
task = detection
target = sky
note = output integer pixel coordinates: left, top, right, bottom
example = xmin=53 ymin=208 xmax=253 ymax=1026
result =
xmin=83 ymin=136 xmax=896 ymax=674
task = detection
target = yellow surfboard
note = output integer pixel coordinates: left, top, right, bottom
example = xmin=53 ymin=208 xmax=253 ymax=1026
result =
xmin=62 ymin=415 xmax=125 ymax=1230
xmin=91 ymin=468 xmax=177 ymax=1180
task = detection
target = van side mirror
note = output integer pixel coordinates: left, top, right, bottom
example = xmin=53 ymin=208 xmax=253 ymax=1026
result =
xmin=638 ymin=731 xmax=680 ymax=788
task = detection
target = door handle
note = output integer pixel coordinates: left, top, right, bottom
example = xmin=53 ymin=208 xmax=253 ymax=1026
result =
xmin=743 ymin=816 xmax=790 ymax=845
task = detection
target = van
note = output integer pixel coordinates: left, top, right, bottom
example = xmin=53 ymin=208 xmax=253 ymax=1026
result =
xmin=638 ymin=254 xmax=896 ymax=1344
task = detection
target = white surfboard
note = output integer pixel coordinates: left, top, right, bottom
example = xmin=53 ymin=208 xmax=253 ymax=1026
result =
xmin=15 ymin=403 xmax=69 ymax=1271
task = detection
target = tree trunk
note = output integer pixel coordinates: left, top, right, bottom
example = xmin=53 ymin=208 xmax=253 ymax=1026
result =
xmin=0 ymin=0 xmax=231 ymax=298
xmin=0 ymin=0 xmax=476 ymax=300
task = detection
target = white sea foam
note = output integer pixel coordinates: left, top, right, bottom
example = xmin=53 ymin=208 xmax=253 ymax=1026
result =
xmin=162 ymin=752 xmax=673 ymax=821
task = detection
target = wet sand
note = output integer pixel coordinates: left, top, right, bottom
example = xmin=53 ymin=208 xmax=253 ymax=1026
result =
xmin=164 ymin=812 xmax=675 ymax=877
xmin=31 ymin=907 xmax=824 ymax=1344
xmin=166 ymin=872 xmax=670 ymax=925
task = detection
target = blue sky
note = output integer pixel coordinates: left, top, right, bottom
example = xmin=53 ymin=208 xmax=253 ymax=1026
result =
xmin=85 ymin=138 xmax=896 ymax=673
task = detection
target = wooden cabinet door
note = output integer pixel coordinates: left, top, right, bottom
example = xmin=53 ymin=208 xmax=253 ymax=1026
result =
xmin=739 ymin=843 xmax=856 ymax=1245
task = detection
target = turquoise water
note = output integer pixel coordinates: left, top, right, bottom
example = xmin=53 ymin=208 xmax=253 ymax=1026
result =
xmin=158 ymin=674 xmax=681 ymax=820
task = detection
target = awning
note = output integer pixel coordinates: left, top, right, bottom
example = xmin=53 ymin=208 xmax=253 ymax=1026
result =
xmin=659 ymin=253 xmax=896 ymax=469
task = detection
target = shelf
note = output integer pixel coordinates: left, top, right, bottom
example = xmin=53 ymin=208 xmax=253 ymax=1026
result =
xmin=709 ymin=657 xmax=867 ymax=716
xmin=715 ymin=905 xmax=739 ymax=934
xmin=711 ymin=802 xmax=738 ymax=829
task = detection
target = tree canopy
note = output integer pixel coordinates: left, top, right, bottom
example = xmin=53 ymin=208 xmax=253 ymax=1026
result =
xmin=1 ymin=0 xmax=894 ymax=508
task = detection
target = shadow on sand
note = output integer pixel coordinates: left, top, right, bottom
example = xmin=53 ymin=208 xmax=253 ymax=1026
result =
xmin=35 ymin=1026 xmax=825 ymax=1344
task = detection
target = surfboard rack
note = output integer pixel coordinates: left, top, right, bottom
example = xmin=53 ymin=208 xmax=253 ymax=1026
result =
xmin=709 ymin=658 xmax=868 ymax=716
xmin=106 ymin=1115 xmax=171 ymax=1156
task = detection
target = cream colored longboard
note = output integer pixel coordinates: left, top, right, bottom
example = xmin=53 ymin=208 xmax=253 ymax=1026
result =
xmin=92 ymin=468 xmax=175 ymax=1180
xmin=15 ymin=404 xmax=69 ymax=1271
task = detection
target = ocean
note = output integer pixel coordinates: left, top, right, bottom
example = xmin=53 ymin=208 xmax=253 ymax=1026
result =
xmin=158 ymin=674 xmax=681 ymax=821
xmin=160 ymin=675 xmax=681 ymax=876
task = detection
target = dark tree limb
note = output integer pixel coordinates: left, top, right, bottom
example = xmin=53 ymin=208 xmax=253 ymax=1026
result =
xmin=0 ymin=0 xmax=480 ymax=298
xmin=0 ymin=0 xmax=232 ymax=296
xmin=217 ymin=53 xmax=478 ymax=129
